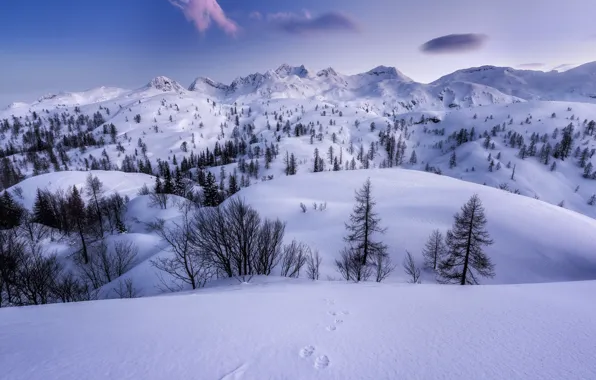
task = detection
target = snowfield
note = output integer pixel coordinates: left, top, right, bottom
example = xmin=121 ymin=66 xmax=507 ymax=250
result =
xmin=2 ymin=62 xmax=596 ymax=380
xmin=1 ymin=279 xmax=595 ymax=380
xmin=11 ymin=170 xmax=155 ymax=209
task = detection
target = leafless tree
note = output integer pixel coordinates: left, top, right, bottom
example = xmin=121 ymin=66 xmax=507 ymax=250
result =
xmin=280 ymin=240 xmax=308 ymax=278
xmin=374 ymin=254 xmax=395 ymax=283
xmin=19 ymin=211 xmax=49 ymax=247
xmin=403 ymin=251 xmax=421 ymax=284
xmin=0 ymin=230 xmax=25 ymax=307
xmin=113 ymin=278 xmax=140 ymax=299
xmin=306 ymin=249 xmax=322 ymax=280
xmin=190 ymin=198 xmax=288 ymax=282
xmin=336 ymin=247 xmax=371 ymax=282
xmin=17 ymin=247 xmax=62 ymax=305
xmin=152 ymin=201 xmax=214 ymax=291
xmin=78 ymin=239 xmax=138 ymax=289
xmin=149 ymin=192 xmax=168 ymax=209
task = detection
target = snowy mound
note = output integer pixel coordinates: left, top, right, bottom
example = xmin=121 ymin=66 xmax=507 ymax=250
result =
xmin=1 ymin=279 xmax=594 ymax=380
xmin=241 ymin=169 xmax=596 ymax=284
xmin=8 ymin=170 xmax=155 ymax=209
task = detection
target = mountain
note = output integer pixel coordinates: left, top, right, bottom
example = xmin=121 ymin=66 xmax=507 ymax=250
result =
xmin=1 ymin=62 xmax=596 ymax=219
xmin=433 ymin=63 xmax=596 ymax=101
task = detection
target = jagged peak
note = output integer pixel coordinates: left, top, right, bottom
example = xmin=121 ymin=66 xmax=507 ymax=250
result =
xmin=365 ymin=65 xmax=411 ymax=81
xmin=316 ymin=67 xmax=339 ymax=77
xmin=146 ymin=76 xmax=185 ymax=93
xmin=275 ymin=64 xmax=310 ymax=78
xmin=188 ymin=77 xmax=228 ymax=92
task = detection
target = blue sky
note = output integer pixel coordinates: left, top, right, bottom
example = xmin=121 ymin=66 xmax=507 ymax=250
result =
xmin=1 ymin=0 xmax=595 ymax=106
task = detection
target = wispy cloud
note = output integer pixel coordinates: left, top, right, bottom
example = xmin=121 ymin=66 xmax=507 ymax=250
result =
xmin=250 ymin=10 xmax=358 ymax=35
xmin=420 ymin=33 xmax=488 ymax=54
xmin=277 ymin=12 xmax=358 ymax=35
xmin=517 ymin=63 xmax=545 ymax=69
xmin=168 ymin=0 xmax=238 ymax=36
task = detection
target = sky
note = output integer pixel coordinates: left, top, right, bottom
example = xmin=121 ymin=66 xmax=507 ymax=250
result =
xmin=1 ymin=0 xmax=595 ymax=107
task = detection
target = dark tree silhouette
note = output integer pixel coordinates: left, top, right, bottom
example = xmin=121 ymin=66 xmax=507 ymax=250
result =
xmin=438 ymin=194 xmax=495 ymax=285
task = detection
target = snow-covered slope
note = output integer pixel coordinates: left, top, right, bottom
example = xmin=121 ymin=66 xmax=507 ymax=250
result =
xmin=433 ymin=62 xmax=596 ymax=102
xmin=1 ymin=62 xmax=596 ymax=221
xmin=1 ymin=279 xmax=595 ymax=380
xmin=45 ymin=168 xmax=595 ymax=299
xmin=10 ymin=170 xmax=155 ymax=209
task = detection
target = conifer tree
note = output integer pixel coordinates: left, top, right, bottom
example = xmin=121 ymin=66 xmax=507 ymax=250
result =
xmin=341 ymin=179 xmax=387 ymax=276
xmin=438 ymin=194 xmax=495 ymax=285
xmin=422 ymin=229 xmax=446 ymax=271
xmin=449 ymin=151 xmax=457 ymax=168
xmin=0 ymin=191 xmax=23 ymax=229
xmin=68 ymin=186 xmax=89 ymax=264
xmin=203 ymin=172 xmax=220 ymax=207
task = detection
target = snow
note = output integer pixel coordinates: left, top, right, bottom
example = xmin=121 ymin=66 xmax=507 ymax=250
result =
xmin=1 ymin=279 xmax=595 ymax=380
xmin=9 ymin=170 xmax=155 ymax=209
xmin=241 ymin=169 xmax=596 ymax=285
xmin=2 ymin=61 xmax=596 ymax=379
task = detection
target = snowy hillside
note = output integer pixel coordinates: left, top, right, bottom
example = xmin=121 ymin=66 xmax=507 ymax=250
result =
xmin=1 ymin=62 xmax=596 ymax=222
xmin=1 ymin=279 xmax=595 ymax=380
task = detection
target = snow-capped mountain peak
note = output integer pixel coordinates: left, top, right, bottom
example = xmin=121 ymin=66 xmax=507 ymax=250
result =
xmin=146 ymin=76 xmax=186 ymax=93
xmin=365 ymin=65 xmax=412 ymax=82
xmin=274 ymin=64 xmax=311 ymax=78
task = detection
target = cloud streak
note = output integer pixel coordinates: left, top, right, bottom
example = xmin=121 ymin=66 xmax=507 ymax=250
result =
xmin=517 ymin=63 xmax=545 ymax=69
xmin=256 ymin=11 xmax=358 ymax=35
xmin=169 ymin=0 xmax=238 ymax=35
xmin=420 ymin=33 xmax=487 ymax=54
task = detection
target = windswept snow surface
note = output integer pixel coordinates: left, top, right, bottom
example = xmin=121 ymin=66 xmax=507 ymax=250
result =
xmin=1 ymin=279 xmax=595 ymax=380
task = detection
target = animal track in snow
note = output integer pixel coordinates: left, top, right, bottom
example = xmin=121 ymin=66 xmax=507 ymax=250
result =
xmin=326 ymin=325 xmax=337 ymax=332
xmin=334 ymin=319 xmax=344 ymax=325
xmin=299 ymin=345 xmax=315 ymax=358
xmin=314 ymin=355 xmax=330 ymax=369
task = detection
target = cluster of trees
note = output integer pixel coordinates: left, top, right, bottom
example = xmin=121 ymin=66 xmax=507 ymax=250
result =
xmin=422 ymin=195 xmax=495 ymax=284
xmin=151 ymin=198 xmax=321 ymax=290
xmin=334 ymin=179 xmax=495 ymax=285
xmin=0 ymin=173 xmax=141 ymax=307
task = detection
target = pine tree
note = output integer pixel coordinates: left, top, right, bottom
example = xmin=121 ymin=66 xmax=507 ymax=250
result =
xmin=228 ymin=172 xmax=239 ymax=196
xmin=0 ymin=191 xmax=23 ymax=229
xmin=343 ymin=179 xmax=387 ymax=275
xmin=68 ymin=186 xmax=89 ymax=264
xmin=409 ymin=150 xmax=417 ymax=165
xmin=203 ymin=172 xmax=220 ymax=207
xmin=438 ymin=194 xmax=495 ymax=285
xmin=449 ymin=151 xmax=457 ymax=168
xmin=422 ymin=229 xmax=447 ymax=271
xmin=583 ymin=162 xmax=593 ymax=178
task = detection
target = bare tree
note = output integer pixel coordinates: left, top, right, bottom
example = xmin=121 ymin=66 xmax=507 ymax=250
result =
xmin=191 ymin=198 xmax=289 ymax=282
xmin=0 ymin=230 xmax=25 ymax=307
xmin=85 ymin=173 xmax=105 ymax=237
xmin=152 ymin=201 xmax=214 ymax=291
xmin=306 ymin=249 xmax=322 ymax=280
xmin=374 ymin=254 xmax=395 ymax=283
xmin=403 ymin=251 xmax=421 ymax=284
xmin=17 ymin=248 xmax=62 ymax=305
xmin=280 ymin=240 xmax=308 ymax=278
xmin=422 ymin=229 xmax=447 ymax=271
xmin=336 ymin=247 xmax=372 ymax=282
xmin=113 ymin=278 xmax=140 ymax=299
xmin=112 ymin=240 xmax=138 ymax=276
xmin=149 ymin=192 xmax=168 ymax=209
xmin=78 ymin=240 xmax=138 ymax=289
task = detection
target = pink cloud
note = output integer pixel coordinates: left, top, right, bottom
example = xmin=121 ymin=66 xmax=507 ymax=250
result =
xmin=169 ymin=0 xmax=238 ymax=35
